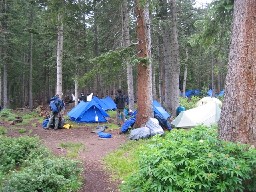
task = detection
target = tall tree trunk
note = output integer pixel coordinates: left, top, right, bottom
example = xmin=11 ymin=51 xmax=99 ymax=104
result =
xmin=74 ymin=77 xmax=78 ymax=106
xmin=1 ymin=0 xmax=8 ymax=108
xmin=135 ymin=0 xmax=153 ymax=127
xmin=56 ymin=14 xmax=63 ymax=98
xmin=0 ymin=47 xmax=2 ymax=107
xmin=3 ymin=58 xmax=7 ymax=108
xmin=29 ymin=33 xmax=33 ymax=109
xmin=28 ymin=2 xmax=34 ymax=110
xmin=163 ymin=0 xmax=180 ymax=115
xmin=182 ymin=47 xmax=188 ymax=97
xmin=219 ymin=0 xmax=256 ymax=145
xmin=169 ymin=0 xmax=180 ymax=116
xmin=122 ymin=0 xmax=135 ymax=111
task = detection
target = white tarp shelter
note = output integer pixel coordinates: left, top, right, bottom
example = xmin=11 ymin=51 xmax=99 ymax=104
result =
xmin=171 ymin=102 xmax=221 ymax=128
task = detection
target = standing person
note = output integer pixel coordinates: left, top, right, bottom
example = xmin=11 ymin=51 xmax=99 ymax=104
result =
xmin=114 ymin=89 xmax=126 ymax=126
xmin=79 ymin=93 xmax=86 ymax=103
xmin=46 ymin=94 xmax=65 ymax=130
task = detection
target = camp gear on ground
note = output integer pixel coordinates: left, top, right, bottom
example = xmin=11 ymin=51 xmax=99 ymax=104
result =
xmin=176 ymin=106 xmax=186 ymax=116
xmin=43 ymin=116 xmax=64 ymax=129
xmin=63 ymin=124 xmax=73 ymax=129
xmin=121 ymin=117 xmax=136 ymax=133
xmin=129 ymin=118 xmax=164 ymax=140
xmin=98 ymin=132 xmax=112 ymax=138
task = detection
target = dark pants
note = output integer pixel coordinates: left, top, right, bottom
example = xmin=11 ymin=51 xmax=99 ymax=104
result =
xmin=116 ymin=109 xmax=125 ymax=125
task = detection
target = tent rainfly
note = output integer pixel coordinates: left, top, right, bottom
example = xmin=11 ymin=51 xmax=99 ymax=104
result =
xmin=68 ymin=100 xmax=109 ymax=123
xmin=171 ymin=102 xmax=221 ymax=128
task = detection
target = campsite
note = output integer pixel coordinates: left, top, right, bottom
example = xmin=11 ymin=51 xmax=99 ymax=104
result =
xmin=1 ymin=0 xmax=256 ymax=192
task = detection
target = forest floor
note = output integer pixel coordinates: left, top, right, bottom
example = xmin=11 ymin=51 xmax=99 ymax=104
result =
xmin=5 ymin=108 xmax=128 ymax=192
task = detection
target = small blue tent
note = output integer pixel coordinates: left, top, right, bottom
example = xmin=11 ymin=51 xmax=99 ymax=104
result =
xmin=92 ymin=96 xmax=109 ymax=111
xmin=100 ymin=96 xmax=117 ymax=110
xmin=68 ymin=100 xmax=109 ymax=123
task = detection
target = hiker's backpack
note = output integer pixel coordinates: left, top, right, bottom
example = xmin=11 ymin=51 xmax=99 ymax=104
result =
xmin=49 ymin=96 xmax=63 ymax=113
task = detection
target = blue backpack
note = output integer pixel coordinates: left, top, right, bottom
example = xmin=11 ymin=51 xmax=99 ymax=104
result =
xmin=49 ymin=96 xmax=63 ymax=113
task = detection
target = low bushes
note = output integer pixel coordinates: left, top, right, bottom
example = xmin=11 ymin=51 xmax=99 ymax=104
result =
xmin=0 ymin=136 xmax=83 ymax=192
xmin=121 ymin=126 xmax=256 ymax=192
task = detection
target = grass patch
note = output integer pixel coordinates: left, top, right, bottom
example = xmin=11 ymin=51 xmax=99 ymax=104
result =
xmin=105 ymin=123 xmax=120 ymax=130
xmin=60 ymin=142 xmax=85 ymax=158
xmin=0 ymin=126 xmax=7 ymax=135
xmin=18 ymin=128 xmax=27 ymax=134
xmin=107 ymin=110 xmax=116 ymax=118
xmin=103 ymin=139 xmax=152 ymax=181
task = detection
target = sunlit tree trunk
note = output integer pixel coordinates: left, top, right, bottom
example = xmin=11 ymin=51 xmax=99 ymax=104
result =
xmin=219 ymin=0 xmax=256 ymax=145
xmin=135 ymin=0 xmax=153 ymax=127
xmin=56 ymin=14 xmax=63 ymax=98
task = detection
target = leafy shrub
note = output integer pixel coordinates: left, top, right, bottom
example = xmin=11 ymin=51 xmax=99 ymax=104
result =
xmin=0 ymin=136 xmax=47 ymax=173
xmin=0 ymin=136 xmax=83 ymax=192
xmin=179 ymin=96 xmax=201 ymax=110
xmin=121 ymin=126 xmax=256 ymax=192
xmin=2 ymin=158 xmax=83 ymax=192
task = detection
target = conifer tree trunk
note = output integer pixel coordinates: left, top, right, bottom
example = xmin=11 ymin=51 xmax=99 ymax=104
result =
xmin=135 ymin=0 xmax=153 ymax=127
xmin=29 ymin=33 xmax=33 ymax=109
xmin=164 ymin=0 xmax=180 ymax=115
xmin=122 ymin=0 xmax=135 ymax=111
xmin=56 ymin=14 xmax=63 ymax=98
xmin=219 ymin=0 xmax=256 ymax=145
xmin=182 ymin=47 xmax=188 ymax=97
xmin=1 ymin=0 xmax=8 ymax=108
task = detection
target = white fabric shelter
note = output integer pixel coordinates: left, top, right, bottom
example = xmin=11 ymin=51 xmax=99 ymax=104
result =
xmin=196 ymin=97 xmax=222 ymax=108
xmin=171 ymin=102 xmax=221 ymax=128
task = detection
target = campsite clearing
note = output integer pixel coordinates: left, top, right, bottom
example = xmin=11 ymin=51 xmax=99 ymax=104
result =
xmin=4 ymin=117 xmax=127 ymax=192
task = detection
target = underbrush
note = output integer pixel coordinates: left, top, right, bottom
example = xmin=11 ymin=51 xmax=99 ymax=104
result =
xmin=0 ymin=136 xmax=83 ymax=192
xmin=107 ymin=125 xmax=256 ymax=192
xmin=179 ymin=96 xmax=201 ymax=110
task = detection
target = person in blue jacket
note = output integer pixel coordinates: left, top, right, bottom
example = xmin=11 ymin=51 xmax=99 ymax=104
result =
xmin=46 ymin=94 xmax=65 ymax=130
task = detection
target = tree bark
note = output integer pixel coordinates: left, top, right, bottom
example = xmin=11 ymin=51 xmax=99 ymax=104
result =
xmin=182 ymin=47 xmax=188 ymax=97
xmin=218 ymin=0 xmax=256 ymax=145
xmin=122 ymin=0 xmax=135 ymax=111
xmin=56 ymin=14 xmax=63 ymax=98
xmin=164 ymin=0 xmax=180 ymax=115
xmin=135 ymin=0 xmax=153 ymax=127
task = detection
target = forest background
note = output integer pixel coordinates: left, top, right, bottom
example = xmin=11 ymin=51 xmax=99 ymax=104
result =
xmin=0 ymin=0 xmax=232 ymax=113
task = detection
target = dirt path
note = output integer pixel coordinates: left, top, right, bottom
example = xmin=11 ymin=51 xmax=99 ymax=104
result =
xmin=7 ymin=121 xmax=127 ymax=192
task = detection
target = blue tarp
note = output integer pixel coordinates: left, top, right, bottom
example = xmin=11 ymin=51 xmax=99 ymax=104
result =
xmin=207 ymin=89 xmax=213 ymax=97
xmin=218 ymin=90 xmax=224 ymax=97
xmin=100 ymin=96 xmax=117 ymax=110
xmin=185 ymin=89 xmax=200 ymax=97
xmin=153 ymin=100 xmax=170 ymax=120
xmin=67 ymin=100 xmax=109 ymax=123
xmin=120 ymin=100 xmax=171 ymax=133
xmin=185 ymin=90 xmax=194 ymax=97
